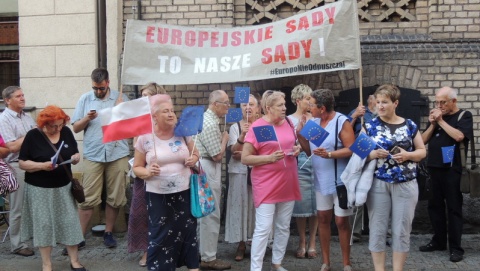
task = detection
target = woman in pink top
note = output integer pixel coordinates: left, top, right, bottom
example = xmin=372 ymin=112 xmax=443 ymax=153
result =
xmin=242 ymin=90 xmax=301 ymax=271
xmin=133 ymin=94 xmax=200 ymax=271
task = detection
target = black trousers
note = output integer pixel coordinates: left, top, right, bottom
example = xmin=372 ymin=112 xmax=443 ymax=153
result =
xmin=427 ymin=167 xmax=464 ymax=254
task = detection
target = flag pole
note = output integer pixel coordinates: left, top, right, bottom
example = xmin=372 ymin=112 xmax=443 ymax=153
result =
xmin=147 ymin=96 xmax=158 ymax=161
xmin=359 ymin=68 xmax=364 ymax=126
xmin=190 ymin=133 xmax=198 ymax=159
xmin=273 ymin=126 xmax=286 ymax=167
xmin=300 ymin=154 xmax=313 ymax=169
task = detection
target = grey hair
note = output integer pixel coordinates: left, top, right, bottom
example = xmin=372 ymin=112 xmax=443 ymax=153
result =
xmin=208 ymin=90 xmax=226 ymax=104
xmin=290 ymin=84 xmax=312 ymax=104
xmin=311 ymin=89 xmax=335 ymax=112
xmin=91 ymin=68 xmax=109 ymax=83
xmin=442 ymin=86 xmax=458 ymax=99
xmin=2 ymin=86 xmax=21 ymax=100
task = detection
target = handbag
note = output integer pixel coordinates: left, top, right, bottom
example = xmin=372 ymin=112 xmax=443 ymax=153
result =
xmin=0 ymin=159 xmax=18 ymax=195
xmin=416 ymin=158 xmax=432 ymax=201
xmin=38 ymin=128 xmax=85 ymax=203
xmin=190 ymin=162 xmax=215 ymax=218
xmin=333 ymin=117 xmax=348 ymax=209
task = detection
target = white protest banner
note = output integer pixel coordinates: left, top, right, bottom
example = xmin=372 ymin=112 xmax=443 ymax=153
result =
xmin=122 ymin=0 xmax=361 ymax=85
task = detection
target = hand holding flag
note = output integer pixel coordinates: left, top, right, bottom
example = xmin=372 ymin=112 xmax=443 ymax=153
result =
xmin=349 ymin=133 xmax=376 ymax=159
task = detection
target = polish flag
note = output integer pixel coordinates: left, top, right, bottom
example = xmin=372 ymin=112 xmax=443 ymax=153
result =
xmin=100 ymin=96 xmax=153 ymax=143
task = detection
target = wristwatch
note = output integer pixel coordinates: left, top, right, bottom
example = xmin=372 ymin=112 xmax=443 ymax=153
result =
xmin=328 ymin=152 xmax=332 ymax=158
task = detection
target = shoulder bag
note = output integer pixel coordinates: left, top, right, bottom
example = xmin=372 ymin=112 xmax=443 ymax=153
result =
xmin=38 ymin=128 xmax=85 ymax=203
xmin=190 ymin=162 xmax=215 ymax=218
xmin=0 ymin=159 xmax=18 ymax=195
xmin=334 ymin=116 xmax=348 ymax=209
xmin=182 ymin=136 xmax=215 ymax=217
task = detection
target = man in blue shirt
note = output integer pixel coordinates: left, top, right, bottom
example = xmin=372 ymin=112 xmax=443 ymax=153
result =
xmin=71 ymin=68 xmax=130 ymax=251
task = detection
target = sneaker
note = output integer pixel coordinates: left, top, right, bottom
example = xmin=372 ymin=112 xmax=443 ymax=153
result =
xmin=199 ymin=259 xmax=231 ymax=270
xmin=419 ymin=242 xmax=446 ymax=252
xmin=344 ymin=265 xmax=353 ymax=271
xmin=61 ymin=241 xmax=86 ymax=256
xmin=103 ymin=232 xmax=117 ymax=248
xmin=450 ymin=251 xmax=463 ymax=262
xmin=320 ymin=263 xmax=331 ymax=271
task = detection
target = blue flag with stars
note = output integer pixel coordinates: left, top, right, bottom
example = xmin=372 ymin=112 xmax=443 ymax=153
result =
xmin=226 ymin=108 xmax=243 ymax=123
xmin=253 ymin=125 xmax=277 ymax=143
xmin=299 ymin=120 xmax=329 ymax=147
xmin=441 ymin=145 xmax=455 ymax=164
xmin=349 ymin=132 xmax=376 ymax=159
xmin=174 ymin=106 xmax=204 ymax=137
xmin=234 ymin=86 xmax=250 ymax=104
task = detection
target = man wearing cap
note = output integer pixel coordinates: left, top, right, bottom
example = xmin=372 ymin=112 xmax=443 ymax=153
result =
xmin=0 ymin=86 xmax=36 ymax=256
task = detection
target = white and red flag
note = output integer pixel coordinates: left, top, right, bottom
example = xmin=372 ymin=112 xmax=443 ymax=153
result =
xmin=100 ymin=96 xmax=153 ymax=143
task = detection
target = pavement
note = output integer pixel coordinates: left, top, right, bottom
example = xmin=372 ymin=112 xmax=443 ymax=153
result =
xmin=1 ymin=225 xmax=480 ymax=271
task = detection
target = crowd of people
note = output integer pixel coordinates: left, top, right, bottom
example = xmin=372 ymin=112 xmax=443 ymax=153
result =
xmin=0 ymin=67 xmax=473 ymax=271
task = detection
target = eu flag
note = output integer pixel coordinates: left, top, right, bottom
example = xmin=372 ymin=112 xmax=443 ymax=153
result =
xmin=442 ymin=145 xmax=455 ymax=163
xmin=234 ymin=87 xmax=250 ymax=104
xmin=253 ymin=125 xmax=277 ymax=143
xmin=174 ymin=106 xmax=204 ymax=137
xmin=226 ymin=108 xmax=243 ymax=123
xmin=299 ymin=120 xmax=329 ymax=147
xmin=349 ymin=132 xmax=376 ymax=159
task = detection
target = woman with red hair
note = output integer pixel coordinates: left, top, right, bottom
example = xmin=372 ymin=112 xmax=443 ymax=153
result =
xmin=19 ymin=105 xmax=87 ymax=271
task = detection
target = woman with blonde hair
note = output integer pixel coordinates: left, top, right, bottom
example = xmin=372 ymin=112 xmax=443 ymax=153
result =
xmin=242 ymin=90 xmax=301 ymax=271
xmin=288 ymin=84 xmax=318 ymax=259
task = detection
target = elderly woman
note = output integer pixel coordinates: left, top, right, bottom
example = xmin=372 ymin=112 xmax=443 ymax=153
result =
xmin=242 ymin=90 xmax=301 ymax=271
xmin=128 ymin=82 xmax=167 ymax=267
xmin=19 ymin=105 xmax=86 ymax=271
xmin=297 ymin=89 xmax=355 ymax=271
xmin=133 ymin=94 xmax=200 ymax=271
xmin=287 ymin=84 xmax=318 ymax=259
xmin=225 ymin=94 xmax=259 ymax=261
xmin=364 ymin=84 xmax=426 ymax=271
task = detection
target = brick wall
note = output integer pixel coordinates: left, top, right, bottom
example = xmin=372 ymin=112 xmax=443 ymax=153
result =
xmin=121 ymin=0 xmax=480 ymax=155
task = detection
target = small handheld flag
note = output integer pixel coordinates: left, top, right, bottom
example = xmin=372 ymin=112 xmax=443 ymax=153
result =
xmin=299 ymin=120 xmax=329 ymax=147
xmin=234 ymin=87 xmax=250 ymax=104
xmin=253 ymin=125 xmax=277 ymax=143
xmin=226 ymin=108 xmax=243 ymax=123
xmin=174 ymin=106 xmax=205 ymax=137
xmin=349 ymin=133 xmax=376 ymax=159
xmin=441 ymin=145 xmax=455 ymax=164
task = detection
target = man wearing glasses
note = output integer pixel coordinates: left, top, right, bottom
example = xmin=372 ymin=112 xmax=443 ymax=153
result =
xmin=0 ymin=86 xmax=36 ymax=256
xmin=69 ymin=68 xmax=130 ymax=252
xmin=420 ymin=86 xmax=473 ymax=263
xmin=196 ymin=89 xmax=231 ymax=270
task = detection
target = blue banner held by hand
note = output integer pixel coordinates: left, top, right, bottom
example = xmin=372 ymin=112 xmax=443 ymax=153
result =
xmin=441 ymin=145 xmax=455 ymax=164
xmin=226 ymin=108 xmax=243 ymax=123
xmin=349 ymin=132 xmax=376 ymax=159
xmin=253 ymin=125 xmax=277 ymax=143
xmin=299 ymin=120 xmax=329 ymax=147
xmin=234 ymin=87 xmax=250 ymax=104
xmin=174 ymin=106 xmax=205 ymax=137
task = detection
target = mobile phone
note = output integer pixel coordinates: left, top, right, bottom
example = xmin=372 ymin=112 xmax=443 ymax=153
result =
xmin=390 ymin=146 xmax=401 ymax=155
xmin=90 ymin=109 xmax=96 ymax=113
